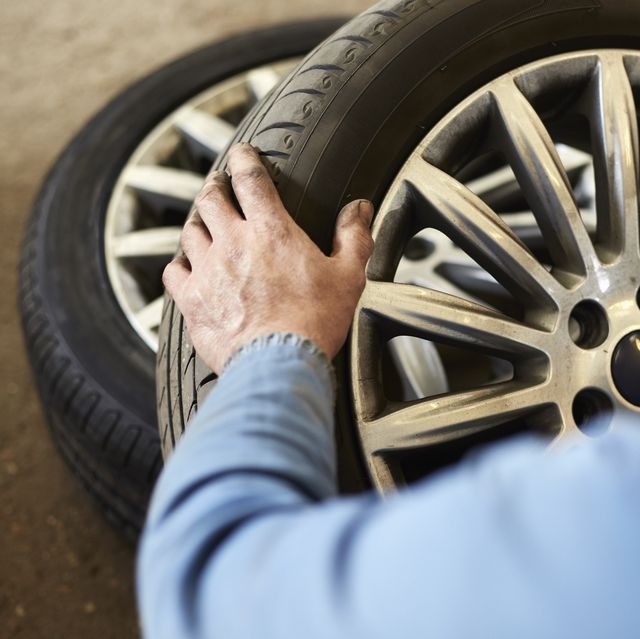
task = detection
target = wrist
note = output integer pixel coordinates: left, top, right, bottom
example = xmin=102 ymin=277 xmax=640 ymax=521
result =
xmin=222 ymin=332 xmax=330 ymax=372
xmin=220 ymin=332 xmax=337 ymax=397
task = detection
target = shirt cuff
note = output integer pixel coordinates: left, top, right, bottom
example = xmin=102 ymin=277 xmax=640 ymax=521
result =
xmin=220 ymin=332 xmax=337 ymax=399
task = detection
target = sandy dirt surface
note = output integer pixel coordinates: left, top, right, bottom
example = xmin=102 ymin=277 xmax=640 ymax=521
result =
xmin=0 ymin=1 xmax=370 ymax=637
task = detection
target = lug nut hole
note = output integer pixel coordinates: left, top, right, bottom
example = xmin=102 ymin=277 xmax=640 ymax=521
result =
xmin=572 ymin=388 xmax=613 ymax=437
xmin=568 ymin=300 xmax=608 ymax=349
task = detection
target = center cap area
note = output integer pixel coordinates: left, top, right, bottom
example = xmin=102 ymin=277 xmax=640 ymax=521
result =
xmin=611 ymin=331 xmax=640 ymax=407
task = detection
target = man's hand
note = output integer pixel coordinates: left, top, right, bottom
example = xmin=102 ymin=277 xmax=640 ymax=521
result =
xmin=163 ymin=143 xmax=374 ymax=375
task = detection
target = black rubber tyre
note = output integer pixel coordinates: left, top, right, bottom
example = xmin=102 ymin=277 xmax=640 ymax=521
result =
xmin=158 ymin=0 xmax=640 ymax=491
xmin=18 ymin=19 xmax=347 ymax=541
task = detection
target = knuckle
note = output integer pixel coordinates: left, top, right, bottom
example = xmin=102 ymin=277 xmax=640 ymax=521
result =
xmin=338 ymin=205 xmax=359 ymax=227
xmin=185 ymin=216 xmax=204 ymax=235
xmin=354 ymin=228 xmax=374 ymax=256
xmin=203 ymin=169 xmax=228 ymax=186
xmin=181 ymin=219 xmax=196 ymax=237
xmin=233 ymin=166 xmax=266 ymax=186
xmin=364 ymin=234 xmax=375 ymax=254
xmin=162 ymin=262 xmax=176 ymax=290
xmin=180 ymin=226 xmax=196 ymax=250
xmin=256 ymin=214 xmax=286 ymax=233
xmin=363 ymin=228 xmax=375 ymax=248
xmin=349 ymin=266 xmax=367 ymax=293
xmin=197 ymin=175 xmax=228 ymax=203
xmin=195 ymin=185 xmax=218 ymax=206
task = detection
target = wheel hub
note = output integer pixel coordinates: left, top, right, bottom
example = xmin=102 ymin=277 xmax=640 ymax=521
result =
xmin=612 ymin=331 xmax=640 ymax=407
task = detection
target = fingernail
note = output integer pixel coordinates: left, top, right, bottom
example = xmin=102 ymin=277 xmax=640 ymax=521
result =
xmin=358 ymin=200 xmax=374 ymax=225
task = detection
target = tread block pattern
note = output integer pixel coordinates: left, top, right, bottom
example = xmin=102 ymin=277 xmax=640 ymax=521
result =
xmin=19 ymin=160 xmax=162 ymax=542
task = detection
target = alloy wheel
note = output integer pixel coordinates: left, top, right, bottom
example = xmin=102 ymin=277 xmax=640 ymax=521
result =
xmin=352 ymin=50 xmax=640 ymax=489
xmin=104 ymin=60 xmax=299 ymax=350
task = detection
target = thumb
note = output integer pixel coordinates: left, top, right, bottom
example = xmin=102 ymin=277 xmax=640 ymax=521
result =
xmin=331 ymin=199 xmax=374 ymax=268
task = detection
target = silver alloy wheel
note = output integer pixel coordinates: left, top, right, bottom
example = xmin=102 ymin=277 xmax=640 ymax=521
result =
xmin=352 ymin=50 xmax=640 ymax=490
xmin=104 ymin=60 xmax=298 ymax=351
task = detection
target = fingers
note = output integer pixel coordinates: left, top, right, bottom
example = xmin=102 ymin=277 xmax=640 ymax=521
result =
xmin=195 ymin=170 xmax=240 ymax=234
xmin=227 ymin=143 xmax=285 ymax=221
xmin=332 ymin=199 xmax=374 ymax=272
xmin=162 ymin=255 xmax=190 ymax=300
xmin=180 ymin=214 xmax=211 ymax=269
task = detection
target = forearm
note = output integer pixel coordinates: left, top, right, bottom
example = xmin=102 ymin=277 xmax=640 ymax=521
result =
xmin=138 ymin=334 xmax=340 ymax=638
xmin=138 ymin=335 xmax=640 ymax=639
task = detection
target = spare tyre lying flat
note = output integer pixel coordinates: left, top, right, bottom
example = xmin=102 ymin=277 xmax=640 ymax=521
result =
xmin=158 ymin=0 xmax=640 ymax=492
xmin=18 ymin=19 xmax=346 ymax=540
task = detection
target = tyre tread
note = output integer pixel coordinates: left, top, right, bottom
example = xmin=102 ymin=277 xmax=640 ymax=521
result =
xmin=157 ymin=0 xmax=432 ymax=450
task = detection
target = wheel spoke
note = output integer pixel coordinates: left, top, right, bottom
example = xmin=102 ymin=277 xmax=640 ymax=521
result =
xmin=247 ymin=67 xmax=281 ymax=102
xmin=365 ymin=382 xmax=550 ymax=453
xmin=396 ymin=262 xmax=484 ymax=302
xmin=361 ymin=280 xmax=547 ymax=359
xmin=588 ymin=53 xmax=640 ymax=258
xmin=506 ymin=209 xmax=596 ymax=232
xmin=491 ymin=79 xmax=597 ymax=274
xmin=135 ymin=296 xmax=164 ymax=331
xmin=124 ymin=166 xmax=204 ymax=210
xmin=405 ymin=159 xmax=562 ymax=309
xmin=466 ymin=144 xmax=591 ymax=210
xmin=113 ymin=227 xmax=182 ymax=259
xmin=174 ymin=108 xmax=235 ymax=160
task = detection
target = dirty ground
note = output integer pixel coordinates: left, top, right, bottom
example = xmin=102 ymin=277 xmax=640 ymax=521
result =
xmin=0 ymin=1 xmax=370 ymax=636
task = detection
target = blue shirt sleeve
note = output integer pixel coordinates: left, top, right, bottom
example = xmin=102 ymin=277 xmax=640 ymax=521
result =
xmin=138 ymin=334 xmax=640 ymax=639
